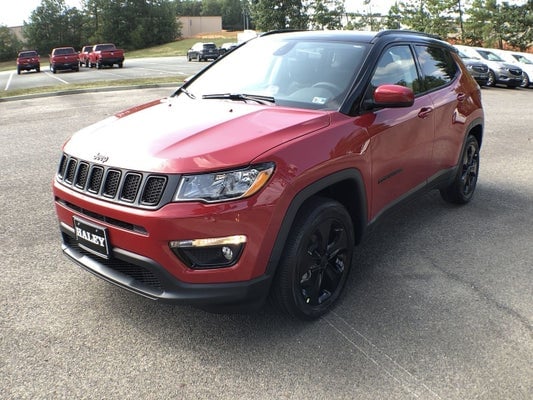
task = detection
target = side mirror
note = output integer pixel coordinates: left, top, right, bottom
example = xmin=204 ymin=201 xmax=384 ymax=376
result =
xmin=373 ymin=84 xmax=414 ymax=108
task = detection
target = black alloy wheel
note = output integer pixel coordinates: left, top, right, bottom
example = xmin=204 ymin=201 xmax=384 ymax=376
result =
xmin=272 ymin=197 xmax=355 ymax=320
xmin=440 ymin=135 xmax=480 ymax=204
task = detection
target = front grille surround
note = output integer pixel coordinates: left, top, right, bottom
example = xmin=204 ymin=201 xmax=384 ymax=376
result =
xmin=56 ymin=153 xmax=179 ymax=209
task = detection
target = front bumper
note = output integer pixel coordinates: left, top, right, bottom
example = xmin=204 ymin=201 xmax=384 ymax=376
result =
xmin=60 ymin=222 xmax=272 ymax=305
xmin=53 ymin=176 xmax=282 ymax=306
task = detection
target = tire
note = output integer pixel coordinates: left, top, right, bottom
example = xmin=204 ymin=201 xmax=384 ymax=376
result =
xmin=486 ymin=70 xmax=496 ymax=87
xmin=17 ymin=67 xmax=20 ymax=75
xmin=36 ymin=67 xmax=40 ymax=73
xmin=440 ymin=135 xmax=480 ymax=204
xmin=97 ymin=61 xmax=102 ymax=69
xmin=118 ymin=62 xmax=123 ymax=68
xmin=520 ymin=73 xmax=530 ymax=88
xmin=271 ymin=197 xmax=355 ymax=320
xmin=85 ymin=60 xmax=89 ymax=68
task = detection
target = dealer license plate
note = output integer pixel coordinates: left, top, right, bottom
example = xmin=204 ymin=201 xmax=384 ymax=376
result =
xmin=73 ymin=217 xmax=110 ymax=259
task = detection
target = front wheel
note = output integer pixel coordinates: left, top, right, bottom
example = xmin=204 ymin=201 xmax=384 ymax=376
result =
xmin=486 ymin=70 xmax=496 ymax=87
xmin=271 ymin=197 xmax=355 ymax=320
xmin=520 ymin=73 xmax=530 ymax=88
xmin=440 ymin=135 xmax=480 ymax=204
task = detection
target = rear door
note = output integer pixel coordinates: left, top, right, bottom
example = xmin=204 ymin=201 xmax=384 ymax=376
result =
xmin=413 ymin=45 xmax=464 ymax=174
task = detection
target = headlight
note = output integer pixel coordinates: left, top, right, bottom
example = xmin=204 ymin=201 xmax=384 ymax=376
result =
xmin=174 ymin=163 xmax=275 ymax=203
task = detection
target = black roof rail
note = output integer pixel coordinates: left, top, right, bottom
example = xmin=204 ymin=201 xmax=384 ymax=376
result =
xmin=260 ymin=29 xmax=307 ymax=37
xmin=374 ymin=30 xmax=443 ymax=41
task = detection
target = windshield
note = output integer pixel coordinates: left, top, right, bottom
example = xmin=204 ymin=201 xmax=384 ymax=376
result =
xmin=477 ymin=50 xmax=504 ymax=62
xmin=184 ymin=35 xmax=368 ymax=110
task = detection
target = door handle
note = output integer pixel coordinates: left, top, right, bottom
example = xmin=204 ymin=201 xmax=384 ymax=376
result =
xmin=418 ymin=107 xmax=433 ymax=119
xmin=457 ymin=93 xmax=467 ymax=101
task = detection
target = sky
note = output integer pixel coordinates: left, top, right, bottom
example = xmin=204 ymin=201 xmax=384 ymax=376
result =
xmin=0 ymin=0 xmax=527 ymax=28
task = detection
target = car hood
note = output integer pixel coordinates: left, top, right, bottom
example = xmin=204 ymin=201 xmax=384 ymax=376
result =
xmin=64 ymin=96 xmax=331 ymax=173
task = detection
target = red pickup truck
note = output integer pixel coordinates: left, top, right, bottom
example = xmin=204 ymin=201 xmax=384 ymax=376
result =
xmin=89 ymin=43 xmax=125 ymax=69
xmin=16 ymin=50 xmax=40 ymax=74
xmin=49 ymin=47 xmax=79 ymax=73
xmin=78 ymin=45 xmax=93 ymax=68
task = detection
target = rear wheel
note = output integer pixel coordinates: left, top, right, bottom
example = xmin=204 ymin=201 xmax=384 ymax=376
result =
xmin=440 ymin=135 xmax=480 ymax=204
xmin=271 ymin=197 xmax=354 ymax=320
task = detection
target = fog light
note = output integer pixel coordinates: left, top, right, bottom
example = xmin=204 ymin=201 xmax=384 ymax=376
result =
xmin=221 ymin=246 xmax=233 ymax=261
xmin=169 ymin=235 xmax=246 ymax=269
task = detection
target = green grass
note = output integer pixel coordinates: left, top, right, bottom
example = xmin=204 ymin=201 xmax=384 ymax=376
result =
xmin=0 ymin=76 xmax=183 ymax=99
xmin=0 ymin=34 xmax=238 ymax=98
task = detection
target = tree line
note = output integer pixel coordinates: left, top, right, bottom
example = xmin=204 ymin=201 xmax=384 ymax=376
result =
xmin=0 ymin=0 xmax=532 ymax=61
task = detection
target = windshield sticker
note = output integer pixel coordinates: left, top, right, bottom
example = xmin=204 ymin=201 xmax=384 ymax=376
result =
xmin=312 ymin=97 xmax=327 ymax=104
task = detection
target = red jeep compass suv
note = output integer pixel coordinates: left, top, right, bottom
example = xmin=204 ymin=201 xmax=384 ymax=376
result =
xmin=53 ymin=30 xmax=484 ymax=319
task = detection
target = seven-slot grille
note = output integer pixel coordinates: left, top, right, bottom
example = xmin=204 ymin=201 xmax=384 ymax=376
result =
xmin=57 ymin=153 xmax=169 ymax=208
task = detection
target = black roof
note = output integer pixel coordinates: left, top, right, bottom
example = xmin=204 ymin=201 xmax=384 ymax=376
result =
xmin=260 ymin=29 xmax=450 ymax=48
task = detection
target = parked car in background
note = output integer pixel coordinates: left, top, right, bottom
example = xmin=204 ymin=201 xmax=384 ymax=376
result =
xmin=187 ymin=42 xmax=219 ymax=62
xmin=455 ymin=45 xmax=522 ymax=88
xmin=16 ymin=50 xmax=40 ymax=74
xmin=89 ymin=43 xmax=125 ymax=69
xmin=53 ymin=30 xmax=484 ymax=320
xmin=78 ymin=45 xmax=93 ymax=68
xmin=218 ymin=42 xmax=237 ymax=55
xmin=49 ymin=47 xmax=79 ymax=73
xmin=456 ymin=50 xmax=489 ymax=86
xmin=490 ymin=49 xmax=533 ymax=88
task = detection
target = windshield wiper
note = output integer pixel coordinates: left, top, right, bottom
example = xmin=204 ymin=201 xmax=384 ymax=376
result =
xmin=202 ymin=93 xmax=275 ymax=105
xmin=172 ymin=86 xmax=196 ymax=99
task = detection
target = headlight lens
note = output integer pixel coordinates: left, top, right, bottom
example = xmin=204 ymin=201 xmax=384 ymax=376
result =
xmin=174 ymin=163 xmax=274 ymax=202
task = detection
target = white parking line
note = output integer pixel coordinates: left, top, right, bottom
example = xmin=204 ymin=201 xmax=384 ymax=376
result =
xmin=4 ymin=71 xmax=14 ymax=90
xmin=137 ymin=67 xmax=186 ymax=74
xmin=44 ymin=71 xmax=70 ymax=84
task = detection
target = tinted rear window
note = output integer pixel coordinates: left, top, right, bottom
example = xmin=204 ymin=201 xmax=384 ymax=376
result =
xmin=54 ymin=48 xmax=76 ymax=55
xmin=19 ymin=51 xmax=38 ymax=57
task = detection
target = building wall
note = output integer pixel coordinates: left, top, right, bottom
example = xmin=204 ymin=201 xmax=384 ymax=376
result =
xmin=178 ymin=16 xmax=222 ymax=38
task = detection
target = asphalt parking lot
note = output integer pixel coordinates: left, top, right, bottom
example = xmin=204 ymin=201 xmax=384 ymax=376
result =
xmin=0 ymin=86 xmax=531 ymax=399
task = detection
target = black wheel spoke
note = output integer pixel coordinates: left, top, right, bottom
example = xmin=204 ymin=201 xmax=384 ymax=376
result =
xmin=298 ymin=219 xmax=350 ymax=306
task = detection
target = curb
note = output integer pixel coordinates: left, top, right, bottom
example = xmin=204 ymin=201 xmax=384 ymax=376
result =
xmin=0 ymin=82 xmax=179 ymax=103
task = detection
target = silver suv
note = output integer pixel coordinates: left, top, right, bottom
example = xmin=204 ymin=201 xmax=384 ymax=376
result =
xmin=455 ymin=45 xmax=522 ymax=88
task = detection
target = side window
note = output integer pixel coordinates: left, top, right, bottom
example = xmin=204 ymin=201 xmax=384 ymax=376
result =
xmin=370 ymin=45 xmax=421 ymax=94
xmin=414 ymin=45 xmax=458 ymax=91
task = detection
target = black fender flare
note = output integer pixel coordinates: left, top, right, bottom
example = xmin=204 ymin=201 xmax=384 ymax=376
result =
xmin=264 ymin=168 xmax=368 ymax=277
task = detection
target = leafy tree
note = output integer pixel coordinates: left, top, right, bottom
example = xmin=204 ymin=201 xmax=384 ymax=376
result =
xmin=82 ymin=0 xmax=179 ymax=50
xmin=463 ymin=0 xmax=500 ymax=46
xmin=250 ymin=0 xmax=309 ymax=31
xmin=385 ymin=2 xmax=402 ymax=29
xmin=174 ymin=0 xmax=203 ymax=16
xmin=397 ymin=0 xmax=458 ymax=38
xmin=498 ymin=2 xmax=533 ymax=51
xmin=23 ymin=0 xmax=84 ymax=54
xmin=202 ymin=0 xmax=223 ymax=16
xmin=0 ymin=25 xmax=23 ymax=61
xmin=308 ymin=0 xmax=345 ymax=30
xmin=221 ymin=0 xmax=247 ymax=30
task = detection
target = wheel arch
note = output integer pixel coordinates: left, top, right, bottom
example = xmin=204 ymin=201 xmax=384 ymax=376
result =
xmin=264 ymin=168 xmax=368 ymax=277
xmin=466 ymin=117 xmax=484 ymax=150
